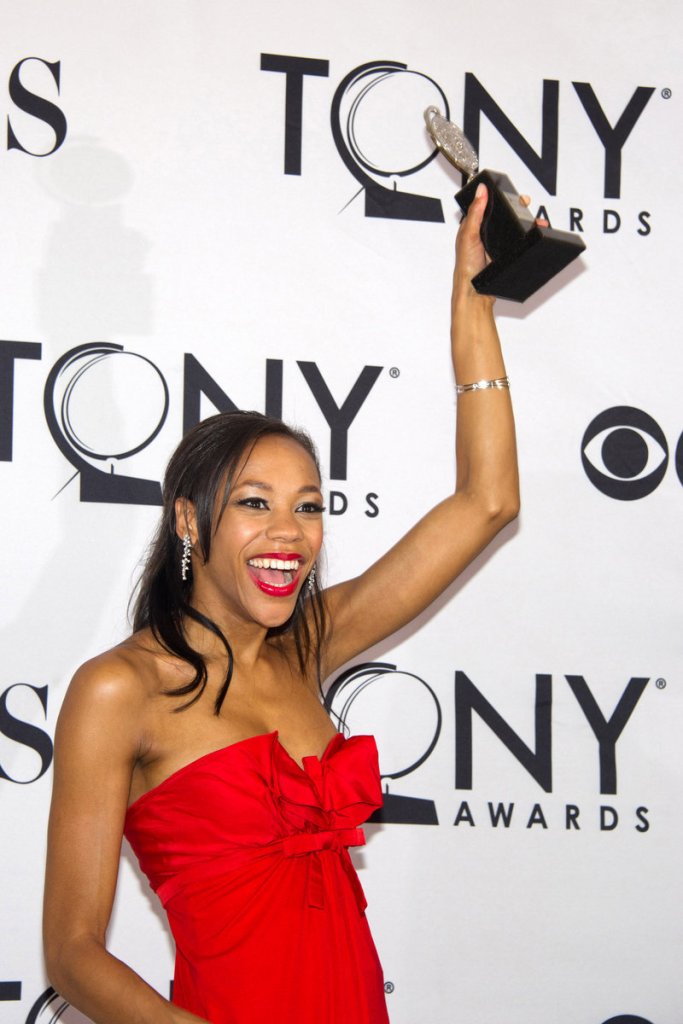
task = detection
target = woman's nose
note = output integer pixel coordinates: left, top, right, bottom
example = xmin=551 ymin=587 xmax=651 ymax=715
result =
xmin=265 ymin=508 xmax=302 ymax=541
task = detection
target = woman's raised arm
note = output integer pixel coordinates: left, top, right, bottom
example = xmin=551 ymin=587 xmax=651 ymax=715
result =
xmin=44 ymin=656 xmax=207 ymax=1024
xmin=319 ymin=184 xmax=520 ymax=676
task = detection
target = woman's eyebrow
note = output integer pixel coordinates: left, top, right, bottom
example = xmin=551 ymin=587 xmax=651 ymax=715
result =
xmin=233 ymin=479 xmax=273 ymax=491
xmin=233 ymin=480 xmax=322 ymax=494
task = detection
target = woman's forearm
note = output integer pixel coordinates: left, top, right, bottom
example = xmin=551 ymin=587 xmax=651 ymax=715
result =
xmin=46 ymin=934 xmax=207 ymax=1024
xmin=451 ymin=283 xmax=519 ymax=522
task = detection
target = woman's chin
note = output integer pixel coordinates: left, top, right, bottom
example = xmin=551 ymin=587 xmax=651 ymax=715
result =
xmin=249 ymin=589 xmax=301 ymax=630
xmin=262 ymin=604 xmax=299 ymax=631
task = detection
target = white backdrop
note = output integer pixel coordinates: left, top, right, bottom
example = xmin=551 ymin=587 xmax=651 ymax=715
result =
xmin=1 ymin=2 xmax=681 ymax=1023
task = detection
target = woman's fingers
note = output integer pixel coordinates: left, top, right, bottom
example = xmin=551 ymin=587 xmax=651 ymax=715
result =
xmin=464 ymin=182 xmax=488 ymax=234
xmin=519 ymin=192 xmax=549 ymax=228
xmin=454 ymin=183 xmax=490 ymax=281
xmin=455 ymin=184 xmax=486 ymax=252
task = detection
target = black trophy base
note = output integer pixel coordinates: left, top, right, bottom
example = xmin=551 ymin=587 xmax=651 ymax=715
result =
xmin=368 ymin=791 xmax=439 ymax=826
xmin=456 ymin=170 xmax=586 ymax=302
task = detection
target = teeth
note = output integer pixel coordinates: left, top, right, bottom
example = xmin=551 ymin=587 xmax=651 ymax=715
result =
xmin=247 ymin=557 xmax=300 ymax=570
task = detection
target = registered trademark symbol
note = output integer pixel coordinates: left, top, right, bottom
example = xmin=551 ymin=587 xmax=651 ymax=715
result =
xmin=655 ymin=677 xmax=667 ymax=689
xmin=661 ymin=88 xmax=672 ymax=99
xmin=389 ymin=367 xmax=400 ymax=378
xmin=384 ymin=981 xmax=395 ymax=994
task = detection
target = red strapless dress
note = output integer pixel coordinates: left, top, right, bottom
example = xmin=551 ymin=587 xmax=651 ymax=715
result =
xmin=124 ymin=731 xmax=389 ymax=1023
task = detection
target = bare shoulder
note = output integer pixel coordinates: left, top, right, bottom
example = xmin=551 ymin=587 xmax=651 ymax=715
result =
xmin=65 ymin=645 xmax=143 ymax=713
xmin=57 ymin=631 xmax=165 ymax=757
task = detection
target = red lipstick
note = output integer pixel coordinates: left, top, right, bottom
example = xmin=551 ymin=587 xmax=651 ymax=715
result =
xmin=246 ymin=552 xmax=304 ymax=598
xmin=250 ymin=575 xmax=301 ymax=598
xmin=252 ymin=552 xmax=303 ymax=560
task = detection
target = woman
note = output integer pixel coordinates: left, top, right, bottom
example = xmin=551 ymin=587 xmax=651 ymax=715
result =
xmin=44 ymin=183 xmax=520 ymax=1023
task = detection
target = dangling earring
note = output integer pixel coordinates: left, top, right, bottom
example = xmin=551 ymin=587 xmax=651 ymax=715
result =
xmin=181 ymin=533 xmax=192 ymax=581
xmin=307 ymin=566 xmax=316 ymax=592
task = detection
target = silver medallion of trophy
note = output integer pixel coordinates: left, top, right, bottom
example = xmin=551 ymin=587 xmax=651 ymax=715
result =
xmin=424 ymin=106 xmax=585 ymax=302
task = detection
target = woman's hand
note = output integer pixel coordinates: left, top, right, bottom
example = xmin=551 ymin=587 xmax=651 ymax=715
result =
xmin=453 ymin=183 xmax=491 ymax=298
xmin=453 ymin=188 xmax=549 ymax=302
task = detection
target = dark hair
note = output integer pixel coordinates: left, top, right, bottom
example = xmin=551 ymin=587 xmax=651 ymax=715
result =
xmin=132 ymin=411 xmax=328 ymax=714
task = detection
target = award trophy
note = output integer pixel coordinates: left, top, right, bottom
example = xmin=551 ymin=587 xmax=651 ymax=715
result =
xmin=424 ymin=106 xmax=585 ymax=302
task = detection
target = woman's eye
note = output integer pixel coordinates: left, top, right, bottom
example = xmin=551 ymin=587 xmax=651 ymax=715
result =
xmin=237 ymin=497 xmax=268 ymax=509
xmin=298 ymin=502 xmax=326 ymax=514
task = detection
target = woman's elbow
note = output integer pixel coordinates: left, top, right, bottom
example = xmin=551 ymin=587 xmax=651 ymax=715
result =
xmin=459 ymin=469 xmax=520 ymax=529
xmin=44 ymin=947 xmax=65 ymax=997
xmin=501 ymin=492 xmax=521 ymax=525
xmin=483 ymin=488 xmax=520 ymax=530
xmin=43 ymin=923 xmax=92 ymax=998
xmin=44 ymin=925 xmax=69 ymax=993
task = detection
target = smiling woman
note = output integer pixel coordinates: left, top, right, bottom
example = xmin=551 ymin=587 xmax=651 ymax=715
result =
xmin=130 ymin=417 xmax=329 ymax=720
xmin=43 ymin=184 xmax=520 ymax=1024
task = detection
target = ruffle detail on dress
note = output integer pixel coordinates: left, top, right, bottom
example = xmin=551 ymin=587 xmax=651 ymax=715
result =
xmin=268 ymin=732 xmax=382 ymax=833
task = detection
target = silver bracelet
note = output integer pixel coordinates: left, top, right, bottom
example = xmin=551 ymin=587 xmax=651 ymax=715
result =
xmin=455 ymin=376 xmax=510 ymax=394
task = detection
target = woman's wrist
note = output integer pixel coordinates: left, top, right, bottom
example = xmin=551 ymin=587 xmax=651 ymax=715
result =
xmin=451 ymin=291 xmax=496 ymax=340
xmin=451 ymin=275 xmax=494 ymax=314
xmin=450 ymin=284 xmax=505 ymax=382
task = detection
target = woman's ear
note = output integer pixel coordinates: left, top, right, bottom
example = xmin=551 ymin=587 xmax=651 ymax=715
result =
xmin=174 ymin=497 xmax=197 ymax=544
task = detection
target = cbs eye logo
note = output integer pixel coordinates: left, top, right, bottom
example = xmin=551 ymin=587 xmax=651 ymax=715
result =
xmin=582 ymin=406 xmax=683 ymax=500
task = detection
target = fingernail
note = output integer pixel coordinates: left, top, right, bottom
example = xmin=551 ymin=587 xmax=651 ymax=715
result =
xmin=475 ymin=183 xmax=485 ymax=199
